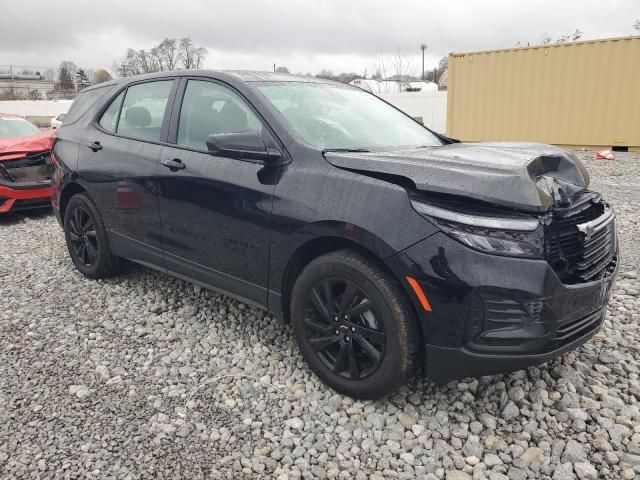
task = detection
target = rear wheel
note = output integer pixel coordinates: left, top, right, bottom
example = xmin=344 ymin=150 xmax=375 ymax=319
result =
xmin=64 ymin=193 xmax=121 ymax=279
xmin=290 ymin=250 xmax=421 ymax=399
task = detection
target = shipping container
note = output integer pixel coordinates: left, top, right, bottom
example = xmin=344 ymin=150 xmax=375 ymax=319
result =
xmin=447 ymin=36 xmax=640 ymax=150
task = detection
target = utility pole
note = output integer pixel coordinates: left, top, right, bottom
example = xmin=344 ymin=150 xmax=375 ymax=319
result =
xmin=420 ymin=44 xmax=427 ymax=81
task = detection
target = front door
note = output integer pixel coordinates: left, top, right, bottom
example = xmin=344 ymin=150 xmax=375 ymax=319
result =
xmin=157 ymin=79 xmax=279 ymax=306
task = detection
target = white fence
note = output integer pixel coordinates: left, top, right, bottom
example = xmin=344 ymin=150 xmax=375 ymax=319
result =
xmin=0 ymin=93 xmax=449 ymax=134
xmin=0 ymin=99 xmax=73 ymax=118
xmin=378 ymin=91 xmax=448 ymax=134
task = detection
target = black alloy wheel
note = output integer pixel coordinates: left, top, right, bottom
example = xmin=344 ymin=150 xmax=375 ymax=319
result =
xmin=67 ymin=206 xmax=98 ymax=267
xmin=304 ymin=278 xmax=386 ymax=379
xmin=290 ymin=250 xmax=421 ymax=399
xmin=64 ymin=193 xmax=122 ymax=279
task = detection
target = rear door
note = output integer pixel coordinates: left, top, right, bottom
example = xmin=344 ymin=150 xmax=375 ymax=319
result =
xmin=78 ymin=79 xmax=177 ymax=266
xmin=157 ymin=78 xmax=280 ymax=306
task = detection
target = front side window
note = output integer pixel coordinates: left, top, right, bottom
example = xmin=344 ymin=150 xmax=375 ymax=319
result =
xmin=100 ymin=81 xmax=173 ymax=142
xmin=256 ymin=82 xmax=443 ymax=150
xmin=177 ymin=80 xmax=263 ymax=150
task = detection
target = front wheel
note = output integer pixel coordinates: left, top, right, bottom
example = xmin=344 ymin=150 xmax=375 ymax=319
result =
xmin=290 ymin=250 xmax=422 ymax=399
xmin=64 ymin=193 xmax=121 ymax=279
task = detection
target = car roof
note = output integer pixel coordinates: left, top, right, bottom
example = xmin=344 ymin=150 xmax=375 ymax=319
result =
xmin=87 ymin=70 xmax=345 ymax=91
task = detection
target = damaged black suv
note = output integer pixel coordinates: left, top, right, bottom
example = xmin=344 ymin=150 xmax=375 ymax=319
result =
xmin=51 ymin=71 xmax=618 ymax=399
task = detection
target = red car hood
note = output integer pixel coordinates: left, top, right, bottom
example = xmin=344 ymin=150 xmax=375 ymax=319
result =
xmin=0 ymin=130 xmax=55 ymax=161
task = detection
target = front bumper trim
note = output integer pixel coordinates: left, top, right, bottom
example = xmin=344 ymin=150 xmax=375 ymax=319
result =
xmin=425 ymin=309 xmax=604 ymax=384
xmin=0 ymin=181 xmax=52 ymax=213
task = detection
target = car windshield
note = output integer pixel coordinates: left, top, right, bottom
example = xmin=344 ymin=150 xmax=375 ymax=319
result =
xmin=256 ymin=82 xmax=442 ymax=150
xmin=0 ymin=116 xmax=41 ymax=138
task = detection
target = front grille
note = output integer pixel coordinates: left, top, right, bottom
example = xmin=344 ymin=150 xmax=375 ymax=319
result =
xmin=0 ymin=152 xmax=51 ymax=184
xmin=545 ymin=193 xmax=616 ymax=284
xmin=552 ymin=309 xmax=603 ymax=344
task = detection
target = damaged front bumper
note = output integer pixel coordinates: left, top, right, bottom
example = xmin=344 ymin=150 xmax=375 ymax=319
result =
xmin=0 ymin=152 xmax=53 ymax=213
xmin=386 ymin=230 xmax=618 ymax=384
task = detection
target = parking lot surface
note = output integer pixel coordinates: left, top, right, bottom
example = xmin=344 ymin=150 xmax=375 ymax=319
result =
xmin=1 ymin=151 xmax=639 ymax=479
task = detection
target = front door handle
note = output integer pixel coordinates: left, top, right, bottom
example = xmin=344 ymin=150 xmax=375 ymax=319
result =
xmin=86 ymin=141 xmax=102 ymax=152
xmin=161 ymin=158 xmax=185 ymax=172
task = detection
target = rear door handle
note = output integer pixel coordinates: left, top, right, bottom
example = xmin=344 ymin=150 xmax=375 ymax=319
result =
xmin=86 ymin=141 xmax=102 ymax=152
xmin=161 ymin=158 xmax=185 ymax=171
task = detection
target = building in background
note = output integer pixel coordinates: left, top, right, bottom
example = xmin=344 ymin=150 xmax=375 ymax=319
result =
xmin=0 ymin=71 xmax=54 ymax=100
xmin=0 ymin=65 xmax=95 ymax=100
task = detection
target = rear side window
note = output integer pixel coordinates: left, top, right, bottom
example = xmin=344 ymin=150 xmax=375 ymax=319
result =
xmin=65 ymin=85 xmax=112 ymax=124
xmin=99 ymin=91 xmax=124 ymax=132
xmin=117 ymin=81 xmax=173 ymax=142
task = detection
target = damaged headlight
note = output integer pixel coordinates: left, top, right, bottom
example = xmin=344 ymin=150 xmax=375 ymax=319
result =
xmin=411 ymin=200 xmax=543 ymax=258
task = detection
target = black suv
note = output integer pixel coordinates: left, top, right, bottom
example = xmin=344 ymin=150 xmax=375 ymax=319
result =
xmin=51 ymin=71 xmax=618 ymax=399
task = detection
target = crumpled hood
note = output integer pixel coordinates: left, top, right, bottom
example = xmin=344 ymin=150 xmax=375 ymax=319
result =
xmin=324 ymin=142 xmax=590 ymax=213
xmin=0 ymin=130 xmax=55 ymax=161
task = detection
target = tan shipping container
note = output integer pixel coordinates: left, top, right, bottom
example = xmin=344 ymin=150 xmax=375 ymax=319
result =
xmin=447 ymin=36 xmax=640 ymax=150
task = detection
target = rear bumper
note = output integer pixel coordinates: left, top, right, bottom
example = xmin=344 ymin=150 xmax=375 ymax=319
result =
xmin=0 ymin=181 xmax=52 ymax=213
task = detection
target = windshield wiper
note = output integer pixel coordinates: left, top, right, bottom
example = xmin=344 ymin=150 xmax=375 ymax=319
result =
xmin=321 ymin=148 xmax=370 ymax=157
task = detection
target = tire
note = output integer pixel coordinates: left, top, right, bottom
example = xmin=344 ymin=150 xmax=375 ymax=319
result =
xmin=290 ymin=249 xmax=422 ymax=399
xmin=63 ymin=193 xmax=121 ymax=279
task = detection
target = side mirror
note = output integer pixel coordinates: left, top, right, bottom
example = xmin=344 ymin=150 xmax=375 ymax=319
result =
xmin=206 ymin=132 xmax=282 ymax=162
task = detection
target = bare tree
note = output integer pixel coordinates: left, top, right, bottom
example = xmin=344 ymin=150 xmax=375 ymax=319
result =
xmin=316 ymin=69 xmax=335 ymax=79
xmin=315 ymin=70 xmax=360 ymax=84
xmin=634 ymin=19 xmax=640 ymax=33
xmin=151 ymin=38 xmax=180 ymax=71
xmin=116 ymin=49 xmax=153 ymax=77
xmin=178 ymin=38 xmax=208 ymax=69
xmin=376 ymin=50 xmax=416 ymax=92
xmin=518 ymin=29 xmax=582 ymax=47
xmin=275 ymin=66 xmax=290 ymax=73
xmin=556 ymin=29 xmax=583 ymax=43
xmin=420 ymin=55 xmax=449 ymax=84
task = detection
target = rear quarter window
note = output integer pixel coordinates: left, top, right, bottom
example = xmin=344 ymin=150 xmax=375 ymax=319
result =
xmin=64 ymin=85 xmax=114 ymax=125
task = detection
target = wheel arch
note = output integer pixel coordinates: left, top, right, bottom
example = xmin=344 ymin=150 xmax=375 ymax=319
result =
xmin=59 ymin=182 xmax=87 ymax=222
xmin=278 ymin=230 xmax=424 ymax=344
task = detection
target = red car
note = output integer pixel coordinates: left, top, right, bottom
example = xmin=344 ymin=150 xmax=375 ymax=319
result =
xmin=0 ymin=114 xmax=55 ymax=213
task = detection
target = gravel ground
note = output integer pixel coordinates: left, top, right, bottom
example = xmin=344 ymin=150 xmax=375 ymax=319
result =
xmin=1 ymin=150 xmax=639 ymax=480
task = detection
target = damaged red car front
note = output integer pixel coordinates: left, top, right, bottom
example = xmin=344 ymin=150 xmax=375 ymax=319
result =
xmin=0 ymin=114 xmax=54 ymax=213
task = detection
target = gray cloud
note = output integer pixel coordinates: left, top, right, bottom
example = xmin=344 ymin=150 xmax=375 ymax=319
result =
xmin=1 ymin=0 xmax=637 ymax=74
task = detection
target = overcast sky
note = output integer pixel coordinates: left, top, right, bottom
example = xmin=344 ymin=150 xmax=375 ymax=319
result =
xmin=1 ymin=0 xmax=638 ymax=75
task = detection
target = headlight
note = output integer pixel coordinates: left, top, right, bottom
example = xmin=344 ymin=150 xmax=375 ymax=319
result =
xmin=411 ymin=200 xmax=543 ymax=258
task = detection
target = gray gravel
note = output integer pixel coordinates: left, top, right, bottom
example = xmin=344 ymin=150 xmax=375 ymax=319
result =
xmin=1 ymin=150 xmax=639 ymax=479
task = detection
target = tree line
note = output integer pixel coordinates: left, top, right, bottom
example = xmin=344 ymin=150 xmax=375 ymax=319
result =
xmin=114 ymin=37 xmax=208 ymax=77
xmin=52 ymin=37 xmax=207 ymax=94
xmin=56 ymin=61 xmax=112 ymax=92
